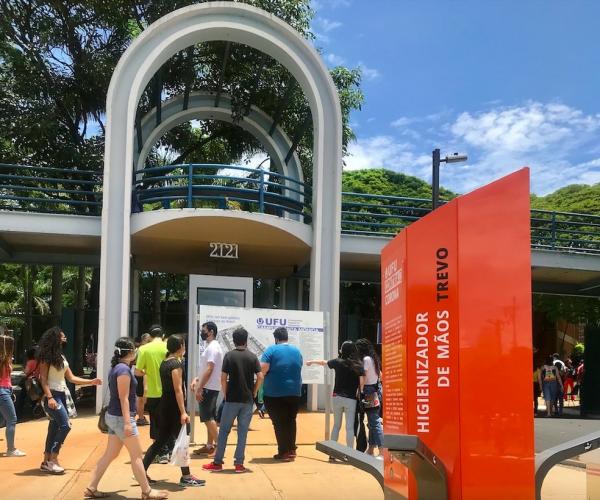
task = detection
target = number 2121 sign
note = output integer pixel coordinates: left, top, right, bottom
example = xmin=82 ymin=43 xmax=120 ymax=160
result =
xmin=209 ymin=242 xmax=239 ymax=259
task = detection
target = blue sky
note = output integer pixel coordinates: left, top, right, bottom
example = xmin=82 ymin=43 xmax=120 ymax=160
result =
xmin=311 ymin=0 xmax=600 ymax=195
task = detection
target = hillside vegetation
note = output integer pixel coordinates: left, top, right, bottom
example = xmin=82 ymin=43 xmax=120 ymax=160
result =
xmin=343 ymin=168 xmax=600 ymax=215
xmin=531 ymin=184 xmax=600 ymax=215
xmin=342 ymin=168 xmax=456 ymax=200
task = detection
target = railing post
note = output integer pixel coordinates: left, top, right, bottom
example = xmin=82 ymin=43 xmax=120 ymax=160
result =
xmin=259 ymin=170 xmax=265 ymax=213
xmin=551 ymin=211 xmax=557 ymax=249
xmin=187 ymin=164 xmax=193 ymax=208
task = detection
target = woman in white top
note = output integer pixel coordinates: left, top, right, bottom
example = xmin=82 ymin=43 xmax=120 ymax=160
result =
xmin=355 ymin=339 xmax=383 ymax=457
xmin=38 ymin=326 xmax=101 ymax=474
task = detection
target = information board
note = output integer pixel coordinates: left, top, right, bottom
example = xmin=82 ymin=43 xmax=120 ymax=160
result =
xmin=197 ymin=305 xmax=325 ymax=384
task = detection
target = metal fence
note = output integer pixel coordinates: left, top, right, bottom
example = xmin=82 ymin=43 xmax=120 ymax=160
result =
xmin=1 ymin=163 xmax=599 ymax=255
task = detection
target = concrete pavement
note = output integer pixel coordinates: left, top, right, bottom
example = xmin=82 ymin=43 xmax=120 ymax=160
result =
xmin=2 ymin=407 xmax=599 ymax=499
xmin=0 ymin=409 xmax=381 ymax=500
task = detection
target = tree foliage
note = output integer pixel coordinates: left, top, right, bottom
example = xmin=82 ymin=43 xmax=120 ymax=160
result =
xmin=531 ymin=183 xmax=600 ymax=215
xmin=0 ymin=0 xmax=363 ymax=184
xmin=342 ymin=168 xmax=455 ymax=200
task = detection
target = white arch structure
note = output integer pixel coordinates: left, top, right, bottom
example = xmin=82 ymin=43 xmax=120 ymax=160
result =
xmin=98 ymin=2 xmax=342 ymax=406
xmin=134 ymin=91 xmax=304 ymax=192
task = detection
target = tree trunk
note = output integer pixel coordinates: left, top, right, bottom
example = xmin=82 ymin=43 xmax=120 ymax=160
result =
xmin=24 ymin=265 xmax=34 ymax=352
xmin=87 ymin=267 xmax=100 ymax=353
xmin=51 ymin=265 xmax=63 ymax=325
xmin=74 ymin=266 xmax=86 ymax=374
xmin=152 ymin=273 xmax=161 ymax=324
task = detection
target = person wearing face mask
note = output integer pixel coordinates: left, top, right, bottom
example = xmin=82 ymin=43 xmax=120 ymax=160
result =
xmin=143 ymin=335 xmax=205 ymax=488
xmin=191 ymin=322 xmax=223 ymax=457
xmin=37 ymin=326 xmax=102 ymax=475
xmin=85 ymin=338 xmax=168 ymax=499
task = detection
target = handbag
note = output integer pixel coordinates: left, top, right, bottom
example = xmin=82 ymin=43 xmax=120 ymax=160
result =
xmin=170 ymin=425 xmax=190 ymax=467
xmin=26 ymin=377 xmax=44 ymax=401
xmin=97 ymin=385 xmax=110 ymax=433
xmin=97 ymin=405 xmax=109 ymax=433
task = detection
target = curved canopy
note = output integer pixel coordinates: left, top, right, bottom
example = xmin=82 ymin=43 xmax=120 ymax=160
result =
xmin=135 ymin=91 xmax=304 ymax=188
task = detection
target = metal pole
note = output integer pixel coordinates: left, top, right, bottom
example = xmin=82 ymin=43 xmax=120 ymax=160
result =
xmin=432 ymin=148 xmax=440 ymax=210
xmin=324 ymin=311 xmax=331 ymax=440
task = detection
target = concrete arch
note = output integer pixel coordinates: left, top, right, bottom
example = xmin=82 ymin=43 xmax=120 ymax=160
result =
xmin=99 ymin=2 xmax=342 ymax=404
xmin=135 ymin=92 xmax=304 ymax=191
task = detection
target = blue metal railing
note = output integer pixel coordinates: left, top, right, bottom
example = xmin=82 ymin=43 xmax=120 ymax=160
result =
xmin=0 ymin=162 xmax=599 ymax=255
xmin=341 ymin=192 xmax=433 ymax=237
xmin=0 ymin=163 xmax=102 ymax=215
xmin=131 ymin=163 xmax=311 ymax=221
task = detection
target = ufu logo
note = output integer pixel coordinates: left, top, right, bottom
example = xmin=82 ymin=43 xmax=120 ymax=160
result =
xmin=257 ymin=317 xmax=287 ymax=326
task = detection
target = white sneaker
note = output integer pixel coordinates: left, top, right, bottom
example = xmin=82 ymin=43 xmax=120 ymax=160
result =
xmin=42 ymin=460 xmax=65 ymax=474
xmin=6 ymin=449 xmax=26 ymax=457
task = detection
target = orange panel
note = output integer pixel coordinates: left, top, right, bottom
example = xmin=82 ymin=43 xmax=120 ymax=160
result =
xmin=382 ymin=231 xmax=409 ymax=497
xmin=456 ymin=168 xmax=534 ymax=499
xmin=406 ymin=201 xmax=461 ymax=499
xmin=381 ymin=168 xmax=534 ymax=499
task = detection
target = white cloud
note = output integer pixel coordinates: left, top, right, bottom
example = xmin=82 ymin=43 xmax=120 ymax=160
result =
xmin=451 ymin=102 xmax=600 ymax=154
xmin=358 ymin=62 xmax=380 ymax=81
xmin=345 ymin=102 xmax=600 ymax=196
xmin=447 ymin=101 xmax=600 ymax=194
xmin=391 ymin=110 xmax=450 ymax=129
xmin=324 ymin=52 xmax=346 ymax=66
xmin=390 ymin=116 xmax=414 ymax=128
xmin=313 ymin=0 xmax=352 ymax=9
xmin=313 ymin=17 xmax=342 ymax=44
xmin=317 ymin=18 xmax=342 ymax=32
xmin=344 ymin=136 xmax=430 ymax=175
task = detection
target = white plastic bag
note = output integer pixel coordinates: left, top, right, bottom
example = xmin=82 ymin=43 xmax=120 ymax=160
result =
xmin=170 ymin=425 xmax=190 ymax=467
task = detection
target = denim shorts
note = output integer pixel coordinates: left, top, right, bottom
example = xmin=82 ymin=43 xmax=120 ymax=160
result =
xmin=105 ymin=413 xmax=139 ymax=440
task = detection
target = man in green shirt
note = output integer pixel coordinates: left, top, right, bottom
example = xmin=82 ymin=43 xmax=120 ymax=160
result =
xmin=135 ymin=324 xmax=168 ymax=458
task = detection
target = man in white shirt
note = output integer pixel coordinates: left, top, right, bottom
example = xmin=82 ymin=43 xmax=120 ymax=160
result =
xmin=191 ymin=321 xmax=223 ymax=456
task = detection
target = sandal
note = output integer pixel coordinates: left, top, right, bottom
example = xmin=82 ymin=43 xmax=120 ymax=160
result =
xmin=141 ymin=489 xmax=168 ymax=499
xmin=84 ymin=487 xmax=110 ymax=498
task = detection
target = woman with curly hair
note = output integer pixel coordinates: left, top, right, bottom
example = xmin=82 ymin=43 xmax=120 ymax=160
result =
xmin=0 ymin=333 xmax=26 ymax=456
xmin=37 ymin=326 xmax=101 ymax=474
xmin=306 ymin=341 xmax=365 ymax=453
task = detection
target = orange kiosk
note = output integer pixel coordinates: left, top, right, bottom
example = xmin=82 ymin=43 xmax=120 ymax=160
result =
xmin=381 ymin=169 xmax=535 ymax=499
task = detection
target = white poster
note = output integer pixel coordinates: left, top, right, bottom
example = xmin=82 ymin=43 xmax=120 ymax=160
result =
xmin=197 ymin=305 xmax=325 ymax=384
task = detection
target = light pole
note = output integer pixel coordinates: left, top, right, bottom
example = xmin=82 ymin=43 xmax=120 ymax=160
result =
xmin=432 ymin=149 xmax=468 ymax=210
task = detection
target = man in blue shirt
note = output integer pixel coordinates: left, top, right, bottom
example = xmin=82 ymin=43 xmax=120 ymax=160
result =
xmin=260 ymin=327 xmax=303 ymax=462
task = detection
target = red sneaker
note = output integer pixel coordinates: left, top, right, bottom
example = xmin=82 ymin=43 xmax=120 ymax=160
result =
xmin=234 ymin=464 xmax=247 ymax=473
xmin=202 ymin=462 xmax=223 ymax=472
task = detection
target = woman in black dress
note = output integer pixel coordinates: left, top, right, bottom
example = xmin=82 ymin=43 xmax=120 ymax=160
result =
xmin=143 ymin=335 xmax=205 ymax=487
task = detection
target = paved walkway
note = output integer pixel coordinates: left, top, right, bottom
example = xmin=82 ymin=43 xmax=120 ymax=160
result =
xmin=0 ymin=410 xmax=381 ymax=500
xmin=2 ymin=408 xmax=599 ymax=499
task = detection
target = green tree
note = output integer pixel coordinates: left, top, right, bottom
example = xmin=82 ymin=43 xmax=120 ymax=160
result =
xmin=0 ymin=0 xmax=363 ymax=188
xmin=341 ymin=168 xmax=456 ymax=234
xmin=531 ymin=184 xmax=600 ymax=215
